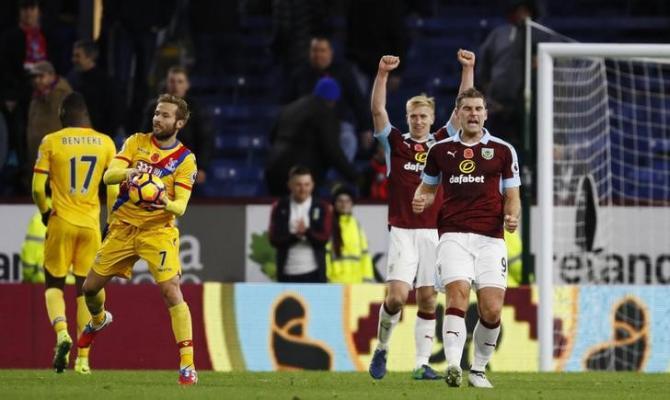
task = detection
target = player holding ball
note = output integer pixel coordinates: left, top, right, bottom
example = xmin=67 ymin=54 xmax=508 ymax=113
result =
xmin=78 ymin=94 xmax=199 ymax=385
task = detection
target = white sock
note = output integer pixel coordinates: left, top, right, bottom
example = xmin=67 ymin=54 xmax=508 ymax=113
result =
xmin=414 ymin=312 xmax=436 ymax=368
xmin=376 ymin=302 xmax=401 ymax=351
xmin=443 ymin=309 xmax=467 ymax=366
xmin=472 ymin=318 xmax=501 ymax=371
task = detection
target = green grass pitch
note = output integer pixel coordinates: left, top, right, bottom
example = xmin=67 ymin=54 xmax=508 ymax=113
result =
xmin=1 ymin=370 xmax=667 ymax=399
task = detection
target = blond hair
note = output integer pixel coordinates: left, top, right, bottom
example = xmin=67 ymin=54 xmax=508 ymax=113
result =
xmin=406 ymin=94 xmax=435 ymax=113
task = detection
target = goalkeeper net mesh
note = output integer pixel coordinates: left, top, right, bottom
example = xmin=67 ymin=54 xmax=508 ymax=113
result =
xmin=550 ymin=53 xmax=670 ymax=371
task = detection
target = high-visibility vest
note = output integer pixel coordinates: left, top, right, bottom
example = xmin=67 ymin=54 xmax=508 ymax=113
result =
xmin=326 ymin=215 xmax=374 ymax=284
xmin=21 ymin=211 xmax=46 ymax=283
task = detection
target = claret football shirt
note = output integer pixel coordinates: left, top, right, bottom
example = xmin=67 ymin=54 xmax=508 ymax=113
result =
xmin=421 ymin=129 xmax=520 ymax=239
xmin=375 ymin=123 xmax=456 ymax=229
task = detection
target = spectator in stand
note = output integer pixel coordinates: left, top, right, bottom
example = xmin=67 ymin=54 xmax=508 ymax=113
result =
xmin=141 ymin=66 xmax=212 ymax=191
xmin=67 ymin=40 xmax=123 ymax=137
xmin=269 ymin=166 xmax=333 ymax=283
xmin=326 ymin=185 xmax=374 ymax=284
xmin=361 ymin=142 xmax=389 ymax=200
xmin=0 ymin=0 xmax=55 ymax=193
xmin=266 ymin=77 xmax=359 ymax=197
xmin=477 ymin=0 xmax=540 ymax=149
xmin=26 ymin=61 xmax=72 ymax=184
xmin=282 ymin=36 xmax=373 ymax=160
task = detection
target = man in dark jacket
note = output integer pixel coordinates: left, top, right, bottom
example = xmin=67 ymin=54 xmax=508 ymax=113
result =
xmin=269 ymin=166 xmax=332 ymax=283
xmin=0 ymin=0 xmax=55 ymax=193
xmin=282 ymin=36 xmax=373 ymax=158
xmin=67 ymin=40 xmax=123 ymax=137
xmin=266 ymin=77 xmax=359 ymax=196
xmin=0 ymin=0 xmax=54 ymax=108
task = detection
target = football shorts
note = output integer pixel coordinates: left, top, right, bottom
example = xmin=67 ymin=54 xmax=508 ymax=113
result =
xmin=435 ymin=232 xmax=508 ymax=291
xmin=44 ymin=215 xmax=100 ymax=278
xmin=92 ymin=220 xmax=181 ymax=282
xmin=385 ymin=227 xmax=438 ymax=288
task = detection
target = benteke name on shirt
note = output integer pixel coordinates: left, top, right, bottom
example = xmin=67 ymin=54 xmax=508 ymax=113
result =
xmin=61 ymin=136 xmax=103 ymax=146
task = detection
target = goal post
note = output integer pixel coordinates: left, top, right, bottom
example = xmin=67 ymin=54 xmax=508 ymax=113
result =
xmin=536 ymin=43 xmax=670 ymax=371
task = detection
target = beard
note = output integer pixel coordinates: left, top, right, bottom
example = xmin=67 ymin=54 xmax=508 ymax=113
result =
xmin=153 ymin=122 xmax=178 ymax=140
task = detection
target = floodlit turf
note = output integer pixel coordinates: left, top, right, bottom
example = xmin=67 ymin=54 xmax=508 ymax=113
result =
xmin=1 ymin=370 xmax=667 ymax=399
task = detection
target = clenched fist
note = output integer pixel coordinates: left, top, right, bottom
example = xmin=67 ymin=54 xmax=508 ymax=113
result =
xmin=412 ymin=194 xmax=426 ymax=214
xmin=504 ymin=215 xmax=519 ymax=233
xmin=379 ymin=55 xmax=400 ymax=72
xmin=457 ymin=49 xmax=475 ymax=68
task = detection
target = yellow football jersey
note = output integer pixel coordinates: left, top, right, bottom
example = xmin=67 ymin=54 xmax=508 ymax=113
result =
xmin=112 ymin=132 xmax=197 ymax=228
xmin=33 ymin=127 xmax=117 ymax=230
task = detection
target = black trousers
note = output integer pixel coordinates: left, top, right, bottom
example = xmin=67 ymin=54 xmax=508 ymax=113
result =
xmin=278 ymin=269 xmax=325 ymax=283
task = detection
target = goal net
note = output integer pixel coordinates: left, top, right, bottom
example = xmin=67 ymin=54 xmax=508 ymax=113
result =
xmin=537 ymin=43 xmax=670 ymax=371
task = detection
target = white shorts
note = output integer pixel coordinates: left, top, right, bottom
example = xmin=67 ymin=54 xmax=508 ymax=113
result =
xmin=385 ymin=227 xmax=438 ymax=288
xmin=435 ymin=232 xmax=508 ymax=291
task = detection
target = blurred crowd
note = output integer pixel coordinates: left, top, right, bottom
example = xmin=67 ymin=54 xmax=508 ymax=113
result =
xmin=1 ymin=0 xmax=664 ymax=199
xmin=0 ymin=0 xmax=539 ymax=199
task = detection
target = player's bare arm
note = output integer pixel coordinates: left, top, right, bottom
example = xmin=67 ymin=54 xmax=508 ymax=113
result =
xmin=412 ymin=182 xmax=438 ymax=214
xmin=503 ymin=187 xmax=521 ymax=233
xmin=448 ymin=49 xmax=476 ymax=129
xmin=371 ymin=55 xmax=400 ymax=133
xmin=457 ymin=49 xmax=476 ymax=91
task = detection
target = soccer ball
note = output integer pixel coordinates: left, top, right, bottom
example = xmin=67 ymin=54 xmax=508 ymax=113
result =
xmin=128 ymin=173 xmax=165 ymax=205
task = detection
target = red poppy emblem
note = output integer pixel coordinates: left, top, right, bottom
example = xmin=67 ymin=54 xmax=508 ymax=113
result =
xmin=414 ymin=144 xmax=424 ymax=152
xmin=151 ymin=153 xmax=159 ymax=162
xmin=464 ymin=148 xmax=474 ymax=159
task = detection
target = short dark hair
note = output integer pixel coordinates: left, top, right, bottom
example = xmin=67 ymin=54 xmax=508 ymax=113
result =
xmin=73 ymin=40 xmax=99 ymax=60
xmin=310 ymin=35 xmax=332 ymax=46
xmin=288 ymin=165 xmax=312 ymax=180
xmin=506 ymin=0 xmax=537 ymax=17
xmin=167 ymin=65 xmax=189 ymax=77
xmin=60 ymin=92 xmax=89 ymax=126
xmin=157 ymin=93 xmax=190 ymax=123
xmin=331 ymin=184 xmax=355 ymax=203
xmin=455 ymin=87 xmax=487 ymax=109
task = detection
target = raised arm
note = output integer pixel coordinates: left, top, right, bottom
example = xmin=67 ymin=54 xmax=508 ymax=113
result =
xmin=371 ymin=55 xmax=400 ymax=133
xmin=447 ymin=49 xmax=476 ymax=130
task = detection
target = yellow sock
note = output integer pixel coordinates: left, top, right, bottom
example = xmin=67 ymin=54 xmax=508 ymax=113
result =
xmin=169 ymin=302 xmax=194 ymax=369
xmin=76 ymin=295 xmax=91 ymax=357
xmin=78 ymin=347 xmax=90 ymax=358
xmin=45 ymin=288 xmax=67 ymax=334
xmin=85 ymin=288 xmax=106 ymax=326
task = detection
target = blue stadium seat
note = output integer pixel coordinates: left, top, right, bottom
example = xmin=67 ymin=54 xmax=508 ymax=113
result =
xmin=215 ymin=132 xmax=268 ymax=155
xmin=201 ymin=181 xmax=265 ymax=197
xmin=210 ymin=159 xmax=263 ymax=182
xmin=188 ymin=1 xmax=670 ymax=198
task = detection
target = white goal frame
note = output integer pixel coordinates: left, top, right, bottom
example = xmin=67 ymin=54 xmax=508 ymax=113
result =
xmin=536 ymin=43 xmax=670 ymax=371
